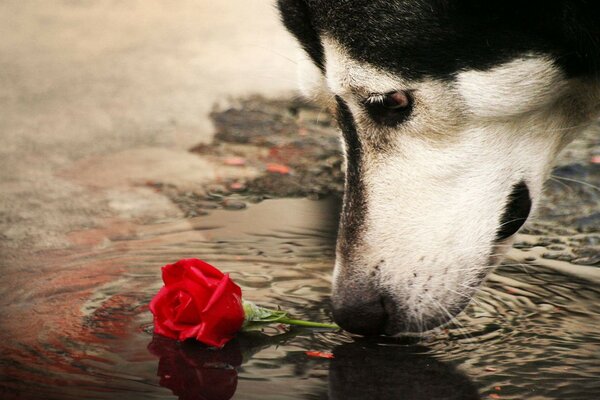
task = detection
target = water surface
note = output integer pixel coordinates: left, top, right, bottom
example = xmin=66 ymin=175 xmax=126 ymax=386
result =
xmin=1 ymin=195 xmax=599 ymax=400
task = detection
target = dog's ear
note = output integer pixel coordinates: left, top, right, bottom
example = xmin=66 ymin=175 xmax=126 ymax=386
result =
xmin=277 ymin=0 xmax=324 ymax=71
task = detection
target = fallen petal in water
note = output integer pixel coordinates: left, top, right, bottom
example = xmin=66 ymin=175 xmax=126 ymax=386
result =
xmin=266 ymin=163 xmax=291 ymax=174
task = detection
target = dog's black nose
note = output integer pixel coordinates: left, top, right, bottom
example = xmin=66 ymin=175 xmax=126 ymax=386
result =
xmin=332 ymin=296 xmax=388 ymax=336
xmin=496 ymin=181 xmax=531 ymax=241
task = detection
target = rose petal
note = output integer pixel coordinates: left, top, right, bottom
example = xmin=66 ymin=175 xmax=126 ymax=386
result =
xmin=193 ymin=320 xmax=238 ymax=348
xmin=305 ymin=351 xmax=335 ymax=359
xmin=178 ymin=324 xmax=203 ymax=342
xmin=151 ymin=284 xmax=205 ymax=340
xmin=195 ymin=276 xmax=244 ymax=347
xmin=172 ymin=291 xmax=199 ymax=324
xmin=149 ymin=286 xmax=172 ymax=317
xmin=162 ymin=317 xmax=200 ymax=337
xmin=186 ymin=265 xmax=221 ymax=288
xmin=161 ymin=261 xmax=187 ymax=286
xmin=177 ymin=280 xmax=212 ymax=317
xmin=152 ymin=317 xmax=179 ymax=339
xmin=163 ymin=259 xmax=224 ymax=287
xmin=188 ymin=259 xmax=224 ymax=279
xmin=266 ymin=163 xmax=290 ymax=174
xmin=201 ymin=274 xmax=232 ymax=313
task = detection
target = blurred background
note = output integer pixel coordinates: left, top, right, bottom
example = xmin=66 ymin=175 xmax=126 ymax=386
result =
xmin=0 ymin=0 xmax=300 ymax=252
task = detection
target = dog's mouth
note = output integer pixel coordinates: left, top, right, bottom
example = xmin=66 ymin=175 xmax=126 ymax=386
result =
xmin=383 ymin=281 xmax=484 ymax=336
xmin=332 ymin=275 xmax=487 ymax=337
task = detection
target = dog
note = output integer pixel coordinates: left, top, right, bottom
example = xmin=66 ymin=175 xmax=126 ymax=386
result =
xmin=277 ymin=0 xmax=600 ymax=336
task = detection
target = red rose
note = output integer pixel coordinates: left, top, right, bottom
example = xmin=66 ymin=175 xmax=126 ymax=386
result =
xmin=149 ymin=258 xmax=245 ymax=348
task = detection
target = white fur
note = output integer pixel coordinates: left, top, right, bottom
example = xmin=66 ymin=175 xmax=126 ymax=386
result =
xmin=361 ymin=115 xmax=564 ymax=324
xmin=296 ymin=51 xmax=331 ymax=105
xmin=322 ymin=36 xmax=407 ymax=97
xmin=456 ymin=55 xmax=568 ymax=118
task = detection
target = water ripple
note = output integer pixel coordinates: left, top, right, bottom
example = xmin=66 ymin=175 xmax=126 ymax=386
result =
xmin=1 ymin=197 xmax=599 ymax=399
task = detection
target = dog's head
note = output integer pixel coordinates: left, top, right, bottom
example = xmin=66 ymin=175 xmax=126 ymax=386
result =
xmin=278 ymin=0 xmax=600 ymax=335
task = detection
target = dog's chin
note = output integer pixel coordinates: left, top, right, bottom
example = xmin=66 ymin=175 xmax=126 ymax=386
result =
xmin=384 ymin=239 xmax=516 ymax=337
xmin=380 ymin=267 xmax=496 ymax=337
xmin=384 ymin=295 xmax=474 ymax=337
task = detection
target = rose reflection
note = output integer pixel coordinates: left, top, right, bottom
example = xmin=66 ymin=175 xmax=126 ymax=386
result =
xmin=148 ymin=330 xmax=300 ymax=400
xmin=329 ymin=341 xmax=481 ymax=400
xmin=148 ymin=335 xmax=242 ymax=400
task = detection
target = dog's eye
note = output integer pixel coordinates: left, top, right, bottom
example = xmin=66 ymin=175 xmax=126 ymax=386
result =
xmin=363 ymin=91 xmax=413 ymax=127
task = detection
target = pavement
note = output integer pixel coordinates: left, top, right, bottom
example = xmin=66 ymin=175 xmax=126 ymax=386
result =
xmin=0 ymin=0 xmax=300 ymax=253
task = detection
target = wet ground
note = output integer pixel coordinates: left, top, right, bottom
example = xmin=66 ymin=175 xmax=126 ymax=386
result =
xmin=1 ymin=94 xmax=599 ymax=400
xmin=1 ymin=2 xmax=600 ymax=400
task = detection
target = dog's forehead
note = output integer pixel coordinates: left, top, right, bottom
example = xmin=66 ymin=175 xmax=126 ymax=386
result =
xmin=308 ymin=0 xmax=559 ymax=80
xmin=280 ymin=1 xmax=600 ymax=80
xmin=323 ymin=36 xmax=567 ymax=117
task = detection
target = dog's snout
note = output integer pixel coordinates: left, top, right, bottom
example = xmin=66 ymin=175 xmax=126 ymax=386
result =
xmin=332 ymin=296 xmax=388 ymax=336
xmin=496 ymin=181 xmax=531 ymax=241
xmin=333 ymin=289 xmax=461 ymax=336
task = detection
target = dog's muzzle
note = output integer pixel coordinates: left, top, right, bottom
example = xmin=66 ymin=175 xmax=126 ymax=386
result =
xmin=332 ymin=182 xmax=532 ymax=336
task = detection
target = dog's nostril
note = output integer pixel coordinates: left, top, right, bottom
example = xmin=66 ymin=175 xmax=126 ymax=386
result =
xmin=332 ymin=297 xmax=388 ymax=336
xmin=496 ymin=181 xmax=531 ymax=241
xmin=380 ymin=294 xmax=396 ymax=317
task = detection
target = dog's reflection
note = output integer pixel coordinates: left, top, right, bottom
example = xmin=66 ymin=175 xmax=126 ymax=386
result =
xmin=149 ymin=334 xmax=480 ymax=400
xmin=329 ymin=341 xmax=480 ymax=400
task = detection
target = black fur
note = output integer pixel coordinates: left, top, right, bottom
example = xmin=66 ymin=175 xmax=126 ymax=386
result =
xmin=335 ymin=96 xmax=366 ymax=259
xmin=278 ymin=0 xmax=600 ymax=80
xmin=496 ymin=181 xmax=531 ymax=241
xmin=277 ymin=0 xmax=325 ymax=70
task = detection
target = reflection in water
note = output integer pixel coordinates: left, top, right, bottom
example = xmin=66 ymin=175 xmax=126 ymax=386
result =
xmin=148 ymin=334 xmax=482 ymax=400
xmin=2 ymin=197 xmax=599 ymax=399
xmin=148 ymin=336 xmax=241 ymax=400
xmin=329 ymin=341 xmax=480 ymax=400
xmin=148 ymin=330 xmax=302 ymax=400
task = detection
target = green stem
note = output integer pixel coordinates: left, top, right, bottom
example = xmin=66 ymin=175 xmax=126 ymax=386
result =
xmin=242 ymin=301 xmax=339 ymax=330
xmin=277 ymin=317 xmax=339 ymax=329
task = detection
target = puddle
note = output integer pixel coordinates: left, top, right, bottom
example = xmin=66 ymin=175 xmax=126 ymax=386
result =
xmin=1 ymin=97 xmax=598 ymax=400
xmin=1 ymin=196 xmax=599 ymax=400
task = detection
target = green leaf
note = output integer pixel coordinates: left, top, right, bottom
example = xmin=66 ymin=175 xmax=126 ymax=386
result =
xmin=242 ymin=300 xmax=340 ymax=330
xmin=243 ymin=301 xmax=288 ymax=325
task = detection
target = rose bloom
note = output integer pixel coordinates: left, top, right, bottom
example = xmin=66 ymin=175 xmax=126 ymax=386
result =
xmin=149 ymin=258 xmax=245 ymax=348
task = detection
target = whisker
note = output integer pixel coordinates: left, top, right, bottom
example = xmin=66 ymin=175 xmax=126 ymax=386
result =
xmin=497 ymin=217 xmax=528 ymax=229
xmin=500 ymin=262 xmax=535 ymax=278
xmin=548 ymin=176 xmax=575 ymax=194
xmin=315 ymin=93 xmax=337 ymax=126
xmin=424 ymin=292 xmax=472 ymax=339
xmin=458 ymin=283 xmax=511 ymax=325
xmin=550 ymin=174 xmax=600 ymax=192
xmin=243 ymin=43 xmax=300 ymax=66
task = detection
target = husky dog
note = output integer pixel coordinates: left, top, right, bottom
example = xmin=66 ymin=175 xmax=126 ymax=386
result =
xmin=277 ymin=0 xmax=600 ymax=335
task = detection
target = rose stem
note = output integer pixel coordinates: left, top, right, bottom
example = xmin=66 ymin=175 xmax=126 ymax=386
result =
xmin=277 ymin=317 xmax=339 ymax=329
